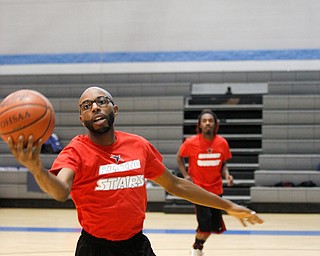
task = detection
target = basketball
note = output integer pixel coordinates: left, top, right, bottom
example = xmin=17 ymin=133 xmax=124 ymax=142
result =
xmin=0 ymin=89 xmax=55 ymax=147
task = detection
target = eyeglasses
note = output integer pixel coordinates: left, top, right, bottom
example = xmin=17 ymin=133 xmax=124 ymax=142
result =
xmin=79 ymin=96 xmax=114 ymax=112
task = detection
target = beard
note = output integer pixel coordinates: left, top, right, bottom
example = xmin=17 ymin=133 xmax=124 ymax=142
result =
xmin=205 ymin=129 xmax=212 ymax=135
xmin=83 ymin=111 xmax=115 ymax=134
xmin=202 ymin=126 xmax=214 ymax=136
xmin=204 ymin=129 xmax=213 ymax=136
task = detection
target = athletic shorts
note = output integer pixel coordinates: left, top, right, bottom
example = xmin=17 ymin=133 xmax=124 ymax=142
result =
xmin=75 ymin=229 xmax=156 ymax=256
xmin=195 ymin=204 xmax=226 ymax=234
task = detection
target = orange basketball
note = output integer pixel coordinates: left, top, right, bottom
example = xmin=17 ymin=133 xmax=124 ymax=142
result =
xmin=0 ymin=89 xmax=55 ymax=147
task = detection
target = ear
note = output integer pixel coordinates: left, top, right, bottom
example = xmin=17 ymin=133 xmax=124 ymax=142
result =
xmin=113 ymin=105 xmax=119 ymax=116
xmin=79 ymin=115 xmax=85 ymax=127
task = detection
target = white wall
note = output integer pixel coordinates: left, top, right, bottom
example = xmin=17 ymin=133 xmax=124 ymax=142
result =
xmin=1 ymin=0 xmax=320 ymax=74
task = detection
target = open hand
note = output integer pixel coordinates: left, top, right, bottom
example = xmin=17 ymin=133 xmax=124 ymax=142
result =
xmin=8 ymin=135 xmax=43 ymax=174
xmin=226 ymin=204 xmax=264 ymax=227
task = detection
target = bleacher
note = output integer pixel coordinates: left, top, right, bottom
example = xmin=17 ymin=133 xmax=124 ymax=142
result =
xmin=1 ymin=81 xmax=319 ymax=212
xmin=163 ymin=83 xmax=268 ymax=213
xmin=251 ymin=82 xmax=320 ymax=212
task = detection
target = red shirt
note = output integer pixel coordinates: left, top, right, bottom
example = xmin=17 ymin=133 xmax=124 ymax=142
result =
xmin=178 ymin=134 xmax=231 ymax=195
xmin=49 ymin=131 xmax=165 ymax=241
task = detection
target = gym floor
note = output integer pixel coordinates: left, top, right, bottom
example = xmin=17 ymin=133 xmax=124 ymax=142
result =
xmin=0 ymin=208 xmax=319 ymax=256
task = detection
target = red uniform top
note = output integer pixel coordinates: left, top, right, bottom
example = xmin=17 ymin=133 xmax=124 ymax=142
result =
xmin=49 ymin=131 xmax=165 ymax=241
xmin=178 ymin=134 xmax=232 ymax=195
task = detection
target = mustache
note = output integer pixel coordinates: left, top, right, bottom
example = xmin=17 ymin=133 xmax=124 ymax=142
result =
xmin=92 ymin=113 xmax=108 ymax=122
xmin=84 ymin=111 xmax=115 ymax=134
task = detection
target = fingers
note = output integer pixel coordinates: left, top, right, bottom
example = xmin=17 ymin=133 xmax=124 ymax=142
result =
xmin=240 ymin=218 xmax=247 ymax=227
xmin=7 ymin=136 xmax=14 ymax=151
xmin=251 ymin=211 xmax=264 ymax=224
xmin=227 ymin=175 xmax=234 ymax=186
xmin=8 ymin=135 xmax=41 ymax=158
xmin=26 ymin=135 xmax=34 ymax=150
xmin=34 ymin=138 xmax=43 ymax=155
xmin=239 ymin=211 xmax=264 ymax=226
xmin=7 ymin=135 xmax=43 ymax=174
xmin=17 ymin=135 xmax=25 ymax=151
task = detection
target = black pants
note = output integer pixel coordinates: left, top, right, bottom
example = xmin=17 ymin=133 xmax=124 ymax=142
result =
xmin=75 ymin=229 xmax=156 ymax=256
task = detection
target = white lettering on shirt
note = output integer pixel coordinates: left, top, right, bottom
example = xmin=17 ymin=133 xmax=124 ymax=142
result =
xmin=197 ymin=153 xmax=221 ymax=166
xmin=197 ymin=160 xmax=221 ymax=166
xmin=99 ymin=160 xmax=141 ymax=175
xmin=95 ymin=175 xmax=145 ymax=191
xmin=198 ymin=153 xmax=221 ymax=159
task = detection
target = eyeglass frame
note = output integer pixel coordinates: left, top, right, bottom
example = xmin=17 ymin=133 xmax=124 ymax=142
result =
xmin=78 ymin=96 xmax=114 ymax=112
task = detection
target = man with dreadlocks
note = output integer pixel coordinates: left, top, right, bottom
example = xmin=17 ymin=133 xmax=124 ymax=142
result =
xmin=176 ymin=109 xmax=234 ymax=256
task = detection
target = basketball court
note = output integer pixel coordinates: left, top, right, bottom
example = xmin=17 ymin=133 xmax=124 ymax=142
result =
xmin=0 ymin=208 xmax=319 ymax=256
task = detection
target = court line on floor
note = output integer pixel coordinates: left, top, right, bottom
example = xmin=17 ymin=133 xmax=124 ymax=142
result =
xmin=0 ymin=226 xmax=319 ymax=236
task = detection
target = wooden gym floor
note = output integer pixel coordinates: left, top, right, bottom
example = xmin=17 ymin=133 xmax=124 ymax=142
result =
xmin=0 ymin=208 xmax=319 ymax=256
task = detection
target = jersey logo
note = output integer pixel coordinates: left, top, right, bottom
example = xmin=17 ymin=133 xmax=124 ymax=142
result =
xmin=99 ymin=159 xmax=141 ymax=175
xmin=95 ymin=175 xmax=145 ymax=191
xmin=110 ymin=154 xmax=123 ymax=164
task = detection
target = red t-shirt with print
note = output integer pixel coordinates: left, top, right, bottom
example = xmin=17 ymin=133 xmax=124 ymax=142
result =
xmin=178 ymin=134 xmax=232 ymax=195
xmin=49 ymin=131 xmax=165 ymax=241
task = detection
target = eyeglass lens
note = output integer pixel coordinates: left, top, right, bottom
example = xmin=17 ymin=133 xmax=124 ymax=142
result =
xmin=80 ymin=96 xmax=110 ymax=111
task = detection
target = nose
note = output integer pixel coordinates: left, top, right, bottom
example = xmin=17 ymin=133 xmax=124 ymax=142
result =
xmin=91 ymin=102 xmax=100 ymax=111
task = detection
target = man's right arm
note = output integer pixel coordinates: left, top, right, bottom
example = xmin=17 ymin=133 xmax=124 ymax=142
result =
xmin=33 ymin=167 xmax=74 ymax=202
xmin=8 ymin=135 xmax=74 ymax=202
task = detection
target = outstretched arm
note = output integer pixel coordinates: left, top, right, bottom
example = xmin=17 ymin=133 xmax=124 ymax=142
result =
xmin=153 ymin=168 xmax=263 ymax=226
xmin=8 ymin=135 xmax=73 ymax=202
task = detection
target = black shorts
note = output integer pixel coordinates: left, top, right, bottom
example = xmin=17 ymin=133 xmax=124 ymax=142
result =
xmin=75 ymin=229 xmax=156 ymax=256
xmin=195 ymin=204 xmax=226 ymax=234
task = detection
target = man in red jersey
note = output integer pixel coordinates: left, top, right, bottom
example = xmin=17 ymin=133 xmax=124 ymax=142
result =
xmin=8 ymin=87 xmax=263 ymax=256
xmin=176 ymin=109 xmax=234 ymax=256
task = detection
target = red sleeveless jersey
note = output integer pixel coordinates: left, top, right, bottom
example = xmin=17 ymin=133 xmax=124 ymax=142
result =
xmin=49 ymin=131 xmax=165 ymax=241
xmin=178 ymin=134 xmax=232 ymax=195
